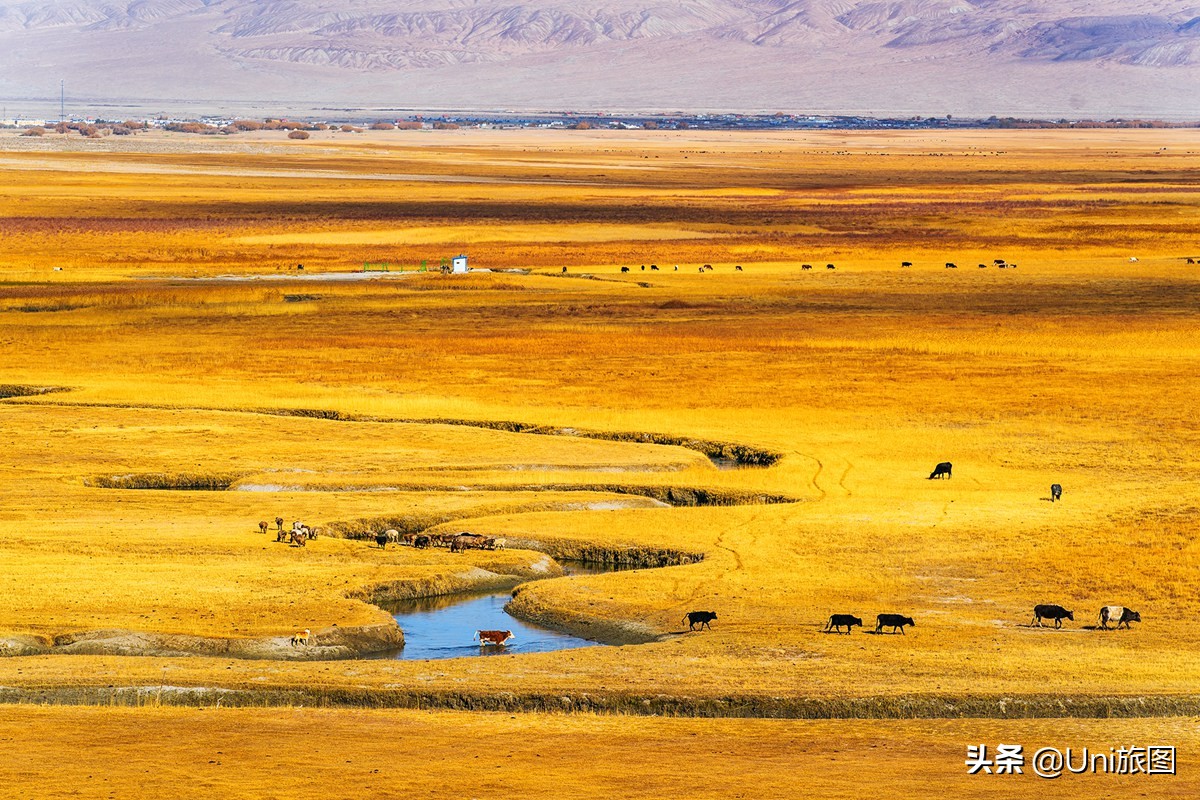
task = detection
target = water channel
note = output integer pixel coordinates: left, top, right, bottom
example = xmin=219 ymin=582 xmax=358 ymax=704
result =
xmin=375 ymin=561 xmax=638 ymax=660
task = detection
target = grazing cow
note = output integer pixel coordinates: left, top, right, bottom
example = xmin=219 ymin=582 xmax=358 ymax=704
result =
xmin=289 ymin=530 xmax=307 ymax=546
xmin=561 ymin=266 xmax=567 ymax=273
xmin=413 ymin=534 xmax=431 ymax=549
xmin=1032 ymin=604 xmax=1074 ymax=628
xmin=901 ymin=261 xmax=912 ymax=267
xmin=735 ymin=265 xmax=743 ymax=271
xmin=375 ymin=533 xmax=388 ymax=549
xmin=802 ymin=264 xmax=813 ymax=270
xmin=385 ymin=529 xmax=400 ymax=544
xmin=1188 ymin=258 xmax=1196 ymax=264
xmin=1008 ymin=263 xmax=1017 ymax=268
xmin=475 ymin=629 xmax=513 ymax=646
xmin=275 ymin=517 xmax=284 ymax=532
xmin=258 ymin=520 xmax=268 ymax=535
xmin=825 ymin=614 xmax=862 ymax=634
xmin=1129 ymin=257 xmax=1139 ymax=262
xmin=650 ymin=264 xmax=659 ymax=271
xmin=400 ymin=532 xmax=418 ymax=546
xmin=621 ymin=266 xmax=629 ymax=273
xmin=1050 ymin=483 xmax=1062 ymax=501
xmin=683 ymin=611 xmax=718 ymax=631
xmin=451 ymin=533 xmax=488 ymax=553
xmin=276 ymin=530 xmax=290 ymax=543
xmin=490 ymin=537 xmax=506 ymax=550
xmin=994 ymin=259 xmax=1006 ymax=265
xmin=876 ymin=614 xmax=916 ymax=634
xmin=1098 ymin=606 xmax=1141 ymax=630
xmin=928 ymin=462 xmax=953 ymax=480
xmin=978 ymin=264 xmax=987 ymax=268
xmin=826 ymin=263 xmax=835 ymax=270
xmin=945 ymin=262 xmax=957 ymax=269
xmin=291 ymin=628 xmax=310 ymax=646
xmin=674 ymin=265 xmax=679 ymax=271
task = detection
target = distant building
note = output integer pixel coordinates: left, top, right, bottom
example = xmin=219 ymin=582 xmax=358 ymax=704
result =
xmin=452 ymin=254 xmax=468 ymax=273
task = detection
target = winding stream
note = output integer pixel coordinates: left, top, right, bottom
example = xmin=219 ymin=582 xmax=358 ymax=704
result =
xmin=375 ymin=561 xmax=637 ymax=660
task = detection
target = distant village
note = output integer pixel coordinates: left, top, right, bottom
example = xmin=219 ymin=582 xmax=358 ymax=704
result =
xmin=2 ymin=111 xmax=1197 ymax=136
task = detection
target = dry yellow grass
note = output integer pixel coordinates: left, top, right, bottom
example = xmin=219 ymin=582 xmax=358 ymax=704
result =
xmin=1 ymin=127 xmax=1199 ymax=793
xmin=3 ymin=707 xmax=1198 ymax=799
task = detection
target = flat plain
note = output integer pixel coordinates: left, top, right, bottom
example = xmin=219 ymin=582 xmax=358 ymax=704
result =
xmin=1 ymin=127 xmax=1198 ymax=796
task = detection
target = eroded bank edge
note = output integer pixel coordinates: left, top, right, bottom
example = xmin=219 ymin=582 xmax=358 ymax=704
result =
xmin=0 ymin=687 xmax=1195 ymax=720
xmin=3 ymin=394 xmax=782 ymax=467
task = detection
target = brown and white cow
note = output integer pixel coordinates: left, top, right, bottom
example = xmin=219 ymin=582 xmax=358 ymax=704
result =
xmin=1098 ymin=606 xmax=1141 ymax=630
xmin=475 ymin=629 xmax=514 ymax=646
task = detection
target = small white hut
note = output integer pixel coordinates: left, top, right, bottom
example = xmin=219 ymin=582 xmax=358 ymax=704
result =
xmin=451 ymin=254 xmax=468 ymax=273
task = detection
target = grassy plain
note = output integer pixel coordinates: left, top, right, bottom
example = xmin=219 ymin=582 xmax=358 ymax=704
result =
xmin=1 ymin=128 xmax=1199 ymax=794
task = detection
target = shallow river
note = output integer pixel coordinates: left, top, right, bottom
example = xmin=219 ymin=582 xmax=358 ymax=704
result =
xmin=376 ymin=561 xmax=635 ymax=660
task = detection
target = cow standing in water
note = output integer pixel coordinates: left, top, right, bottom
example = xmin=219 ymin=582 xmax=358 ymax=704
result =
xmin=1050 ymin=484 xmax=1062 ymax=501
xmin=475 ymin=630 xmax=513 ymax=646
xmin=929 ymin=462 xmax=953 ymax=480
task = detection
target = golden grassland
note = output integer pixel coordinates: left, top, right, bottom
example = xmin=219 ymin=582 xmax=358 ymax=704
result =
xmin=1 ymin=128 xmax=1199 ymax=794
xmin=3 ymin=706 xmax=1199 ymax=799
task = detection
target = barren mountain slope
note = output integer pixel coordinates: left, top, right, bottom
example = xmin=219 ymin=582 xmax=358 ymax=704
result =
xmin=2 ymin=1 xmax=1198 ymax=115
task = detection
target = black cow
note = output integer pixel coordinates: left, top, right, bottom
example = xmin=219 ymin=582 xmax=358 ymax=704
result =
xmin=978 ymin=264 xmax=987 ymax=268
xmin=1098 ymin=606 xmax=1141 ymax=630
xmin=375 ymin=533 xmax=389 ymax=549
xmin=901 ymin=261 xmax=912 ymax=267
xmin=650 ymin=264 xmax=659 ymax=271
xmin=826 ymin=263 xmax=835 ymax=270
xmin=561 ymin=267 xmax=567 ymax=273
xmin=1050 ymin=483 xmax=1062 ymax=501
xmin=929 ymin=462 xmax=952 ymax=480
xmin=684 ymin=611 xmax=717 ymax=631
xmin=1032 ymin=604 xmax=1073 ymax=628
xmin=1188 ymin=258 xmax=1196 ymax=264
xmin=641 ymin=265 xmax=646 ymax=271
xmin=802 ymin=264 xmax=813 ymax=270
xmin=412 ymin=534 xmax=431 ymax=549
xmin=945 ymin=262 xmax=957 ymax=269
xmin=621 ymin=266 xmax=629 ymax=273
xmin=825 ymin=614 xmax=862 ymax=634
xmin=875 ymin=614 xmax=916 ymax=634
xmin=735 ymin=265 xmax=743 ymax=271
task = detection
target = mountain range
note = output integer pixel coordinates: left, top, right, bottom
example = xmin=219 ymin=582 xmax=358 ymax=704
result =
xmin=2 ymin=1 xmax=1199 ymax=117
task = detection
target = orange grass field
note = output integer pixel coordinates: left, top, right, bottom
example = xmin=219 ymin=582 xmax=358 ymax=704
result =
xmin=2 ymin=128 xmax=1200 ymax=796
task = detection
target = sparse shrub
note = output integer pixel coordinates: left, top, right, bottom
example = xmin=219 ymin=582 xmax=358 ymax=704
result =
xmin=22 ymin=127 xmax=44 ymax=137
xmin=288 ymin=130 xmax=310 ymax=140
xmin=432 ymin=122 xmax=459 ymax=130
xmin=395 ymin=121 xmax=423 ymax=130
xmin=370 ymin=122 xmax=395 ymax=130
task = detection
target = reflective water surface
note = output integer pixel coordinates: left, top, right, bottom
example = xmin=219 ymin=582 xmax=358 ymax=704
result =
xmin=376 ymin=561 xmax=637 ymax=660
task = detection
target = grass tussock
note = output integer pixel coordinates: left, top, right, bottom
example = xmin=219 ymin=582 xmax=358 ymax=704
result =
xmin=0 ymin=384 xmax=69 ymax=399
xmin=84 ymin=472 xmax=246 ymax=490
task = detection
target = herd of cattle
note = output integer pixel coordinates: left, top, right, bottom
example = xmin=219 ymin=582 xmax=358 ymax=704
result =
xmin=259 ymin=517 xmax=318 ymax=546
xmin=257 ymin=517 xmax=505 ymax=552
xmin=373 ymin=529 xmax=506 ymax=552
xmin=821 ymin=605 xmax=1141 ymax=635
